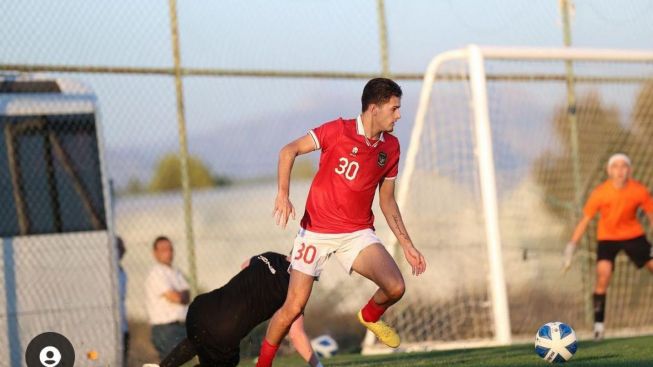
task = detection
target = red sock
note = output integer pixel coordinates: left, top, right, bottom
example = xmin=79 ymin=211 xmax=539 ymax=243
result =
xmin=256 ymin=339 xmax=279 ymax=367
xmin=361 ymin=297 xmax=387 ymax=323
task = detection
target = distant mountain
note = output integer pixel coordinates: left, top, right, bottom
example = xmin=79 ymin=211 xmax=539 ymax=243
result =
xmin=105 ymin=95 xmax=357 ymax=189
xmin=105 ymin=84 xmax=555 ymax=191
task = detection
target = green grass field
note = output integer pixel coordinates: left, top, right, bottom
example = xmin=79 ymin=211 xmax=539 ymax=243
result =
xmin=271 ymin=335 xmax=653 ymax=366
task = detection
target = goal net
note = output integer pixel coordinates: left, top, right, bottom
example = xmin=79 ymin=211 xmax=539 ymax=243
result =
xmin=364 ymin=46 xmax=653 ymax=353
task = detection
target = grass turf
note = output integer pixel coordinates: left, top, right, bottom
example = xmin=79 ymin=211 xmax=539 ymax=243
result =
xmin=268 ymin=335 xmax=653 ymax=366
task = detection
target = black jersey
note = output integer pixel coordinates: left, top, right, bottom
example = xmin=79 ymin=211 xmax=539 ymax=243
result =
xmin=187 ymin=252 xmax=290 ymax=345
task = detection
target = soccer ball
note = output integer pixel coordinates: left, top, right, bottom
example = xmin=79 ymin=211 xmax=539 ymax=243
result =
xmin=310 ymin=334 xmax=338 ymax=358
xmin=534 ymin=322 xmax=578 ymax=363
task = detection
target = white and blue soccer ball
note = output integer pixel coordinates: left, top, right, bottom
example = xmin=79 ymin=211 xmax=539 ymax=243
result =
xmin=534 ymin=322 xmax=578 ymax=363
xmin=311 ymin=334 xmax=339 ymax=358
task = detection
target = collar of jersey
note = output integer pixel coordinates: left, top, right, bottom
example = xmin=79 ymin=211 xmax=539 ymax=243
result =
xmin=356 ymin=115 xmax=384 ymax=147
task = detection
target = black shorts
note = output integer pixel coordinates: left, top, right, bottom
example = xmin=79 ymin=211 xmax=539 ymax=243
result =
xmin=186 ymin=297 xmax=240 ymax=367
xmin=597 ymin=235 xmax=653 ymax=268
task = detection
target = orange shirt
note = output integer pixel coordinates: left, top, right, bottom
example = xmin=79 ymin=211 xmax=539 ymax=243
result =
xmin=583 ymin=179 xmax=653 ymax=241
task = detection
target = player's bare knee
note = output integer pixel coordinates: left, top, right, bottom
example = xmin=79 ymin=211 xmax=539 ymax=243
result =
xmin=385 ymin=280 xmax=405 ymax=301
xmin=646 ymin=259 xmax=653 ymax=273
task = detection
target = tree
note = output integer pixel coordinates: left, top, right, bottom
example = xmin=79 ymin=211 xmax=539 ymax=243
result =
xmin=631 ymin=80 xmax=653 ymax=138
xmin=149 ymin=153 xmax=216 ymax=192
xmin=124 ymin=177 xmax=144 ymax=195
xmin=533 ymin=91 xmax=629 ymax=220
xmin=212 ymin=174 xmax=232 ymax=187
xmin=626 ymin=80 xmax=653 ymax=184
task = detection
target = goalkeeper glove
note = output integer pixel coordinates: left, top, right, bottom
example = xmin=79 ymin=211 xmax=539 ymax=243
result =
xmin=562 ymin=242 xmax=577 ymax=271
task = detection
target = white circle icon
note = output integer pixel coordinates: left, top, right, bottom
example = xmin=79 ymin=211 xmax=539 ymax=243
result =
xmin=39 ymin=346 xmax=62 ymax=367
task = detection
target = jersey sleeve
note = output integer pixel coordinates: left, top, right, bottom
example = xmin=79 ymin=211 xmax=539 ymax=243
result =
xmin=308 ymin=119 xmax=342 ymax=151
xmin=639 ymin=186 xmax=653 ymax=213
xmin=583 ymin=187 xmax=601 ymax=218
xmin=384 ymin=145 xmax=400 ymax=180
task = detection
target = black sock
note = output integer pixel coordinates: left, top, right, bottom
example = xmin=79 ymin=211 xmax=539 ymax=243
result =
xmin=593 ymin=293 xmax=606 ymax=323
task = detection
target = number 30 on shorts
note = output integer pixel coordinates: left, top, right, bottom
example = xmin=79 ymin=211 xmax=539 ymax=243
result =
xmin=294 ymin=243 xmax=317 ymax=264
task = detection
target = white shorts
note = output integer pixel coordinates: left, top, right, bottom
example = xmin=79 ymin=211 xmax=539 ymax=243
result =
xmin=290 ymin=228 xmax=382 ymax=277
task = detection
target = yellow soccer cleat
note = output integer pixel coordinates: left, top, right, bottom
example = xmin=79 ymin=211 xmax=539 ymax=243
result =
xmin=357 ymin=310 xmax=400 ymax=348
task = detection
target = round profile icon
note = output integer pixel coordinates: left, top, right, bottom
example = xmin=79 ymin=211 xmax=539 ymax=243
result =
xmin=25 ymin=332 xmax=75 ymax=367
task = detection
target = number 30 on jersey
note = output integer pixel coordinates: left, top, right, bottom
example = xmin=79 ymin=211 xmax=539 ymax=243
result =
xmin=335 ymin=157 xmax=359 ymax=180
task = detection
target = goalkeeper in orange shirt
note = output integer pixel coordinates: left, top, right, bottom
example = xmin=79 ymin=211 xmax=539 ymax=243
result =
xmin=563 ymin=153 xmax=653 ymax=340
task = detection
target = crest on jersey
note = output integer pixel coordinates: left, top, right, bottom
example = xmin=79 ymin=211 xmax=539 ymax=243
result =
xmin=377 ymin=152 xmax=387 ymax=167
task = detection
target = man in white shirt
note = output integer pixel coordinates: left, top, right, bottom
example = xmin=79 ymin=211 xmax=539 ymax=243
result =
xmin=145 ymin=236 xmax=190 ymax=360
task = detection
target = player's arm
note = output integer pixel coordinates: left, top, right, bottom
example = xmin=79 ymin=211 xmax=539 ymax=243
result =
xmin=647 ymin=211 xmax=653 ymax=228
xmin=149 ymin=270 xmax=190 ymax=304
xmin=274 ymin=134 xmax=317 ymax=229
xmin=241 ymin=258 xmax=251 ymax=269
xmin=162 ymin=289 xmax=190 ymax=305
xmin=643 ymin=189 xmax=653 ymax=228
xmin=562 ymin=214 xmax=593 ymax=271
xmin=378 ymin=178 xmax=426 ymax=276
xmin=288 ymin=315 xmax=323 ymax=367
xmin=569 ymin=215 xmax=592 ymax=246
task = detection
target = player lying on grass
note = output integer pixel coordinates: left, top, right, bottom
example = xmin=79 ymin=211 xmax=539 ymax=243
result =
xmin=563 ymin=153 xmax=653 ymax=340
xmin=143 ymin=252 xmax=323 ymax=367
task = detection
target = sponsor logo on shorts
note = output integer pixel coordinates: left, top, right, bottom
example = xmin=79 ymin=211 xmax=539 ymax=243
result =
xmin=257 ymin=255 xmax=277 ymax=274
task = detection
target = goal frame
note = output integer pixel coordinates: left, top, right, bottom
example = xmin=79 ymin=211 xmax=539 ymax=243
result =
xmin=365 ymin=45 xmax=653 ymax=353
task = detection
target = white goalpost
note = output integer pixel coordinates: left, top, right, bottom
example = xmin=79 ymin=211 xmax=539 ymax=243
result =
xmin=363 ymin=45 xmax=653 ymax=353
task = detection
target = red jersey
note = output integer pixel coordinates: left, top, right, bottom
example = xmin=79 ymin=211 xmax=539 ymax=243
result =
xmin=300 ymin=116 xmax=400 ymax=233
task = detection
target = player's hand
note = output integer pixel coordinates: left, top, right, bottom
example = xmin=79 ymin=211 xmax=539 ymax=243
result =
xmin=403 ymin=245 xmax=426 ymax=276
xmin=273 ymin=194 xmax=295 ymax=229
xmin=562 ymin=242 xmax=577 ymax=272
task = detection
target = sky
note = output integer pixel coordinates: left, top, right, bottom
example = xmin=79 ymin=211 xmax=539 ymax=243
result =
xmin=1 ymin=0 xmax=653 ymax=186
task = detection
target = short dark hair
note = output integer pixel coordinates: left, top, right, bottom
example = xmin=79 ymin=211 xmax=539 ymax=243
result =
xmin=152 ymin=235 xmax=171 ymax=250
xmin=361 ymin=78 xmax=402 ymax=112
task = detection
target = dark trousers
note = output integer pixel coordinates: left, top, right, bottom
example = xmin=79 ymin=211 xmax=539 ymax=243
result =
xmin=123 ymin=332 xmax=130 ymax=367
xmin=151 ymin=322 xmax=186 ymax=361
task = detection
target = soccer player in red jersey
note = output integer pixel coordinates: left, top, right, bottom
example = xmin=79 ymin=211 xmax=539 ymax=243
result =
xmin=256 ymin=78 xmax=427 ymax=367
xmin=563 ymin=153 xmax=653 ymax=340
